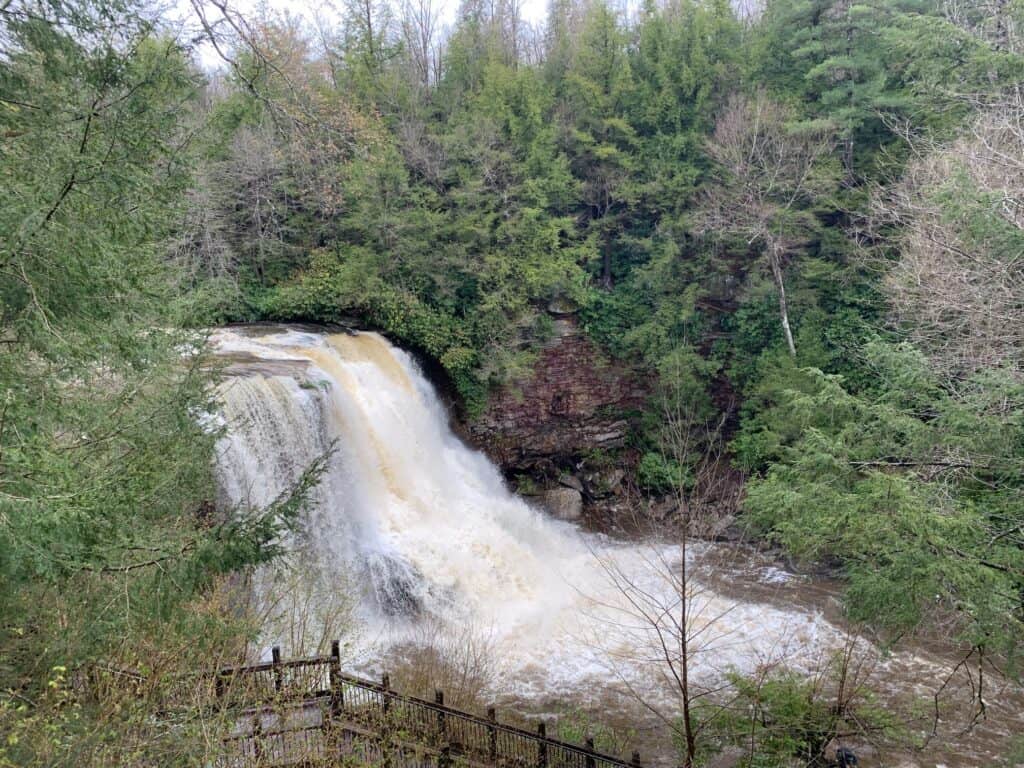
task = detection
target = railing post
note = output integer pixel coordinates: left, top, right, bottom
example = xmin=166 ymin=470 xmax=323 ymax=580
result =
xmin=631 ymin=751 xmax=641 ymax=768
xmin=435 ymin=690 xmax=446 ymax=739
xmin=378 ymin=674 xmax=393 ymax=768
xmin=585 ymin=737 xmax=596 ymax=768
xmin=537 ymin=722 xmax=548 ymax=768
xmin=437 ymin=743 xmax=451 ymax=768
xmin=271 ymin=646 xmax=283 ymax=694
xmin=380 ymin=674 xmax=394 ymax=768
xmin=487 ymin=707 xmax=497 ymax=763
xmin=329 ymin=640 xmax=344 ymax=720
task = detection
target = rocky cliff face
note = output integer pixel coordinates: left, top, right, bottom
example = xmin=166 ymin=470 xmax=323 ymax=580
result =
xmin=468 ymin=313 xmax=648 ymax=516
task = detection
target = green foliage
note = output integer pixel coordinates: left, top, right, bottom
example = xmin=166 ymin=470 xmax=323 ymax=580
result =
xmin=700 ymin=664 xmax=896 ymax=767
xmin=1007 ymin=734 xmax=1024 ymax=766
xmin=637 ymin=451 xmax=686 ymax=493
xmin=3 ymin=4 xmax=1017 ymax=763
xmin=0 ymin=2 xmax=334 ymax=762
xmin=879 ymin=10 xmax=1024 ymax=135
xmin=193 ymin=13 xmax=1024 ymax=691
xmin=739 ymin=344 xmax=1024 ymax=653
xmin=754 ymin=0 xmax=936 ymax=177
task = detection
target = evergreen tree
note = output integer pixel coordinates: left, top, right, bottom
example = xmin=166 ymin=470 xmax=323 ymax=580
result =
xmin=0 ymin=3 xmax=326 ymax=760
xmin=560 ymin=0 xmax=636 ymax=288
xmin=757 ymin=0 xmax=934 ymax=181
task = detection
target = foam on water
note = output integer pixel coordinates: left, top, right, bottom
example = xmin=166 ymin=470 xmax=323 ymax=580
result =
xmin=211 ymin=327 xmax=851 ymax=697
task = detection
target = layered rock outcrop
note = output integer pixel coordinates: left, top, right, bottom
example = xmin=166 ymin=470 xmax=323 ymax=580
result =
xmin=468 ymin=313 xmax=648 ymax=509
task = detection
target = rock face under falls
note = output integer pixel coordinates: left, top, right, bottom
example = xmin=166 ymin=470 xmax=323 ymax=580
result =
xmin=468 ymin=314 xmax=647 ymax=477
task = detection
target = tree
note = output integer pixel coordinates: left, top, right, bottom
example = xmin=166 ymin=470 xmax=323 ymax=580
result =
xmin=624 ymin=0 xmax=741 ymax=231
xmin=591 ymin=368 xmax=738 ymax=767
xmin=182 ymin=9 xmax=385 ymax=290
xmin=342 ymin=0 xmax=395 ymax=79
xmin=398 ymin=0 xmax=444 ymax=90
xmin=560 ymin=0 xmax=636 ymax=288
xmin=699 ymin=92 xmax=836 ymax=357
xmin=590 ymin=358 xmax=893 ymax=767
xmin=755 ymin=0 xmax=930 ymax=182
xmin=874 ymin=91 xmax=1024 ymax=377
xmin=0 ymin=1 xmax=330 ymax=761
xmin=738 ymin=344 xmax=1024 ymax=673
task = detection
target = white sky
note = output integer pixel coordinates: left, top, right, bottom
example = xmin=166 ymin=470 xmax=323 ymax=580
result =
xmin=171 ymin=0 xmax=551 ymax=70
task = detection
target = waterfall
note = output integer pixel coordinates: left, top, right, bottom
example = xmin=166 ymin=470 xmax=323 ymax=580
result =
xmin=211 ymin=326 xmax=844 ymax=695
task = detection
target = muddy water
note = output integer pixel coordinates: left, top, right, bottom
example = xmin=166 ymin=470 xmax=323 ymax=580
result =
xmin=477 ymin=544 xmax=1024 ymax=768
xmin=692 ymin=545 xmax=1024 ymax=768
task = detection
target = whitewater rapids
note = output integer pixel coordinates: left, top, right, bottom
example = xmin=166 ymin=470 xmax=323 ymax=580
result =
xmin=211 ymin=326 xmax=846 ymax=698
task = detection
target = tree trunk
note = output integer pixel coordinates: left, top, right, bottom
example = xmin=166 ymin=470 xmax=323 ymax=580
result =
xmin=601 ymin=236 xmax=613 ymax=290
xmin=769 ymin=240 xmax=796 ymax=357
xmin=995 ymin=0 xmax=1014 ymax=53
xmin=842 ymin=135 xmax=854 ymax=187
xmin=679 ymin=531 xmax=697 ymax=768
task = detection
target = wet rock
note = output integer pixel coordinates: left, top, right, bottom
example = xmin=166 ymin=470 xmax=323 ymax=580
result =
xmin=649 ymin=496 xmax=679 ymax=520
xmin=604 ymin=468 xmax=626 ymax=490
xmin=584 ymin=467 xmax=626 ymax=497
xmin=537 ymin=487 xmax=583 ymax=521
xmin=558 ymin=473 xmax=584 ymax=493
xmin=469 ymin=316 xmax=647 ymax=472
xmin=707 ymin=513 xmax=738 ymax=541
xmin=365 ymin=553 xmax=423 ymax=616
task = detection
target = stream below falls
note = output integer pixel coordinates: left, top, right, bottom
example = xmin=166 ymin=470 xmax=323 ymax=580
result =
xmin=209 ymin=325 xmax=1024 ymax=768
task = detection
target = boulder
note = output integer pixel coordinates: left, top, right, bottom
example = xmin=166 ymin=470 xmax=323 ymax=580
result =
xmin=537 ymin=487 xmax=583 ymax=521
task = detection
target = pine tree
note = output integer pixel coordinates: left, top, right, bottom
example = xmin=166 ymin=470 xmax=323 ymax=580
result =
xmin=757 ymin=0 xmax=934 ymax=181
xmin=560 ymin=0 xmax=636 ymax=288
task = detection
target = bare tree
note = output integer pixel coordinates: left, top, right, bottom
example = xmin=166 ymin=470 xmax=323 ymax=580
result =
xmin=518 ymin=20 xmax=547 ymax=66
xmin=941 ymin=0 xmax=1019 ymax=53
xmin=873 ymin=90 xmax=1024 ymax=378
xmin=399 ymin=0 xmax=443 ymax=89
xmin=248 ymin=559 xmax=361 ymax=660
xmin=586 ymin=364 xmax=745 ymax=767
xmin=387 ymin=619 xmax=498 ymax=711
xmin=585 ymin=356 xmax=901 ymax=765
xmin=225 ymin=123 xmax=291 ymax=287
xmin=699 ymin=92 xmax=836 ymax=357
xmin=496 ymin=0 xmax=525 ymax=64
xmin=169 ymin=168 xmax=239 ymax=289
xmin=182 ymin=6 xmax=380 ymax=287
xmin=340 ymin=0 xmax=396 ymax=76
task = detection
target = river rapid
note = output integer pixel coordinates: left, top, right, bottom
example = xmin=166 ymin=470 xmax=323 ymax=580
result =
xmin=209 ymin=325 xmax=1024 ymax=768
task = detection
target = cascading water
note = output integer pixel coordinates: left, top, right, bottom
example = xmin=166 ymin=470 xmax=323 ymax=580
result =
xmin=211 ymin=325 xmax=1024 ymax=766
xmin=211 ymin=325 xmax=843 ymax=691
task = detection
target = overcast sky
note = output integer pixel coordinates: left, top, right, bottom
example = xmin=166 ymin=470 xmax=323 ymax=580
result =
xmin=172 ymin=0 xmax=552 ymax=70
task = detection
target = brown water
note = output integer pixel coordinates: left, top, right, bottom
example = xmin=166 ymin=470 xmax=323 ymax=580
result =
xmin=694 ymin=544 xmax=1024 ymax=768
xmin=484 ymin=543 xmax=1024 ymax=768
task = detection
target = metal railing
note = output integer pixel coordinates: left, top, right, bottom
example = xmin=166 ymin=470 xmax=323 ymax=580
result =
xmin=213 ymin=642 xmax=641 ymax=768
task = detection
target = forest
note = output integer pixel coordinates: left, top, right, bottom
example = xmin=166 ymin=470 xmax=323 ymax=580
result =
xmin=1 ymin=0 xmax=1023 ymax=764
